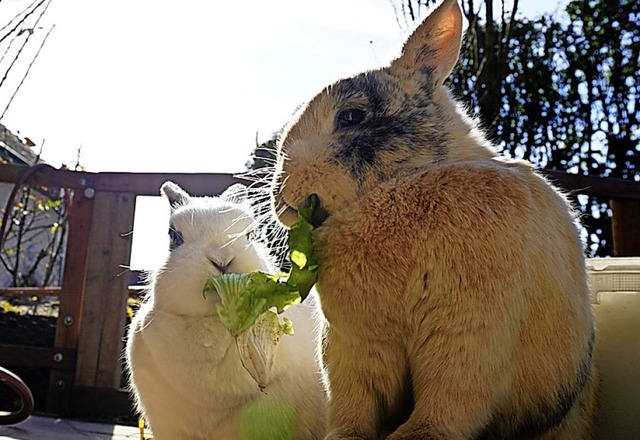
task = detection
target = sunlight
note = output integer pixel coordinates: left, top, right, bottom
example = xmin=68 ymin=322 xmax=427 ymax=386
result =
xmin=129 ymin=196 xmax=170 ymax=271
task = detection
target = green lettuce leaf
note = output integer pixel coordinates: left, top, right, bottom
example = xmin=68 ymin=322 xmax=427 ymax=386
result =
xmin=204 ymin=195 xmax=320 ymax=336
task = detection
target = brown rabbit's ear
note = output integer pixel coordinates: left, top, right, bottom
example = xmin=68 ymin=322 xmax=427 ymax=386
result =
xmin=161 ymin=181 xmax=191 ymax=211
xmin=389 ymin=0 xmax=463 ymax=89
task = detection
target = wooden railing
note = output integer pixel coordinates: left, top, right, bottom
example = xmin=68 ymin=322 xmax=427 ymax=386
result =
xmin=543 ymin=170 xmax=640 ymax=256
xmin=0 ymin=163 xmax=246 ymax=419
xmin=0 ymin=163 xmax=637 ymax=420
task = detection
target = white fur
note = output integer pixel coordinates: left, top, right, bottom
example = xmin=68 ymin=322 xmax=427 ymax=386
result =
xmin=125 ymin=182 xmax=327 ymax=440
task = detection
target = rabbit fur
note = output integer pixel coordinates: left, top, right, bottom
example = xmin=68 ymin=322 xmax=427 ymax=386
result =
xmin=270 ymin=0 xmax=597 ymax=439
xmin=125 ymin=181 xmax=327 ymax=440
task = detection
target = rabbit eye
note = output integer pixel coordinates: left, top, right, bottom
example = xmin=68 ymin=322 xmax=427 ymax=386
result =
xmin=336 ymin=109 xmax=365 ymax=129
xmin=168 ymin=227 xmax=184 ymax=250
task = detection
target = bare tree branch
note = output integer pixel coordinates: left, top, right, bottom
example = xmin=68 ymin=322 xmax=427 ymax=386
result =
xmin=1 ymin=25 xmax=55 ymax=120
xmin=0 ymin=0 xmax=46 ymax=46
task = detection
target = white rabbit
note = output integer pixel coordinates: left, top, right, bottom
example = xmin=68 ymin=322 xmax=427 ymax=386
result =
xmin=125 ymin=181 xmax=327 ymax=440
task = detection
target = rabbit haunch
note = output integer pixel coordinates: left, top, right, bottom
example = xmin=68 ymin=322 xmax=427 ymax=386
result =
xmin=125 ymin=182 xmax=327 ymax=440
xmin=271 ymin=0 xmax=596 ymax=439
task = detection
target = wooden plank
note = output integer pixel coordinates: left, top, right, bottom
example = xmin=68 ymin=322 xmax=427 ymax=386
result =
xmin=0 ymin=344 xmax=75 ymax=370
xmin=1 ymin=163 xmax=639 ymax=199
xmin=0 ymin=287 xmax=61 ymax=297
xmin=54 ymin=191 xmax=94 ymax=349
xmin=89 ymin=172 xmax=249 ymax=196
xmin=0 ymin=163 xmax=248 ymax=196
xmin=543 ymin=170 xmax=640 ymax=201
xmin=0 ymin=163 xmax=94 ymax=195
xmin=75 ymin=191 xmax=136 ymax=388
xmin=46 ymin=369 xmax=76 ymax=417
xmin=46 ymin=189 xmax=95 ymax=414
xmin=610 ymin=199 xmax=640 ymax=257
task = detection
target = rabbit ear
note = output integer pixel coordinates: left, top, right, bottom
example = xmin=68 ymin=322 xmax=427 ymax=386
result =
xmin=389 ymin=0 xmax=463 ymax=89
xmin=161 ymin=181 xmax=191 ymax=211
xmin=220 ymin=183 xmax=249 ymax=205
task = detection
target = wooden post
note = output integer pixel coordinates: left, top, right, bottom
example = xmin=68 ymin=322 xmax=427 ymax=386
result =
xmin=75 ymin=191 xmax=136 ymax=389
xmin=46 ymin=188 xmax=95 ymax=415
xmin=610 ymin=199 xmax=640 ymax=257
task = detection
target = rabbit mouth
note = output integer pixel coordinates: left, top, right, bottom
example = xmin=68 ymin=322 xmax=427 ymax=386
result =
xmin=300 ymin=194 xmax=330 ymax=228
xmin=210 ymin=259 xmax=232 ymax=275
xmin=279 ymin=196 xmax=329 ymax=228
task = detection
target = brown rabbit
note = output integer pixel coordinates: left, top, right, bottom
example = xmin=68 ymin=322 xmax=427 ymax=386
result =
xmin=270 ymin=0 xmax=597 ymax=438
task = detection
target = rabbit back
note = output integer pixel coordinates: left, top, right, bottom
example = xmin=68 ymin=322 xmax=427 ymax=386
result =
xmin=313 ymin=160 xmax=596 ymax=439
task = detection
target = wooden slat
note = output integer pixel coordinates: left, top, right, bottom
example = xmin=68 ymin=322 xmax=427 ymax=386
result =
xmin=610 ymin=199 xmax=640 ymax=257
xmin=0 ymin=164 xmax=88 ymax=190
xmin=0 ymin=344 xmax=75 ymax=370
xmin=46 ymin=189 xmax=95 ymax=415
xmin=54 ymin=191 xmax=94 ymax=349
xmin=0 ymin=287 xmax=61 ymax=297
xmin=0 ymin=163 xmax=248 ymax=196
xmin=75 ymin=191 xmax=136 ymax=388
xmin=89 ymin=172 xmax=248 ymax=196
xmin=543 ymin=170 xmax=640 ymax=201
xmin=2 ymin=163 xmax=639 ymax=199
xmin=46 ymin=369 xmax=76 ymax=417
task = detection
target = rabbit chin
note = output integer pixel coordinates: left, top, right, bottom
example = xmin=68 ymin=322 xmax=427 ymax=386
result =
xmin=150 ymin=268 xmax=218 ymax=317
xmin=277 ymin=204 xmax=299 ymax=228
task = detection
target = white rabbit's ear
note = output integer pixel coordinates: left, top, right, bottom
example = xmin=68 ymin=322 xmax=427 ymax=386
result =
xmin=389 ymin=0 xmax=463 ymax=88
xmin=220 ymin=183 xmax=249 ymax=205
xmin=161 ymin=181 xmax=191 ymax=211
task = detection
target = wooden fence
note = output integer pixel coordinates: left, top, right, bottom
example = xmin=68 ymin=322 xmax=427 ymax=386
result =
xmin=0 ymin=163 xmax=638 ymax=421
xmin=0 ymin=163 xmax=244 ymax=420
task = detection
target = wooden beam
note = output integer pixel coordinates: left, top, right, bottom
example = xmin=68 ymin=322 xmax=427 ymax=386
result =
xmin=53 ymin=191 xmax=94 ymax=349
xmin=0 ymin=287 xmax=61 ymax=297
xmin=0 ymin=344 xmax=75 ymax=370
xmin=610 ymin=199 xmax=640 ymax=257
xmin=543 ymin=170 xmax=640 ymax=201
xmin=75 ymin=191 xmax=136 ymax=388
xmin=2 ymin=163 xmax=639 ymax=199
xmin=0 ymin=163 xmax=249 ymax=196
xmin=46 ymin=189 xmax=95 ymax=415
xmin=89 ymin=172 xmax=248 ymax=196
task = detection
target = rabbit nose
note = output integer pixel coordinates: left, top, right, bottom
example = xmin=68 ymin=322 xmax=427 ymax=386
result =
xmin=210 ymin=258 xmax=232 ymax=274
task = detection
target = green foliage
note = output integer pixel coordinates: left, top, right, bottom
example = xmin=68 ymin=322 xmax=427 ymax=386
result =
xmin=0 ymin=185 xmax=67 ymax=288
xmin=247 ymin=1 xmax=639 ymax=257
xmin=204 ymin=272 xmax=299 ymax=337
xmin=245 ymin=135 xmax=278 ymax=172
xmin=238 ymin=399 xmax=296 ymax=440
xmin=287 ymin=196 xmax=320 ymax=297
xmin=403 ymin=0 xmax=639 ymax=256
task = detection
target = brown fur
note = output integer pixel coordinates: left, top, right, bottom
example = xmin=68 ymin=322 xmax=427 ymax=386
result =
xmin=271 ymin=0 xmax=596 ymax=438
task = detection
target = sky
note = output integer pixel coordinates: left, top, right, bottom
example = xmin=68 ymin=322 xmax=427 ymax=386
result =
xmin=0 ymin=0 xmax=568 ymax=174
xmin=0 ymin=0 xmax=569 ymax=269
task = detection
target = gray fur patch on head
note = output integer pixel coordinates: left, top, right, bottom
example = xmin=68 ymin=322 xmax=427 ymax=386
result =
xmin=327 ymin=72 xmax=449 ymax=181
xmin=332 ymin=73 xmax=388 ymax=115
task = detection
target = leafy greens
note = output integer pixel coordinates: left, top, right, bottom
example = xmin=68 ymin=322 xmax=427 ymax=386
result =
xmin=203 ymin=195 xmax=319 ymax=337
